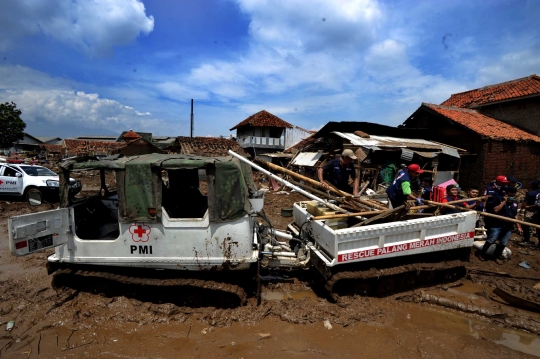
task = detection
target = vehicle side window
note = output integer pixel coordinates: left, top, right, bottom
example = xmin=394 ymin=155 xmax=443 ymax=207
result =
xmin=162 ymin=169 xmax=208 ymax=218
xmin=3 ymin=167 xmax=18 ymax=177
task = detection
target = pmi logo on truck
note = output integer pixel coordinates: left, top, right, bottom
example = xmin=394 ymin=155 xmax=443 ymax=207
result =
xmin=338 ymin=231 xmax=474 ymax=263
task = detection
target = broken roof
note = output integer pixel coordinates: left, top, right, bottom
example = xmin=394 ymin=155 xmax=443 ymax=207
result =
xmin=230 ymin=110 xmax=294 ymax=130
xmin=40 ymin=144 xmax=62 ymax=153
xmin=175 ymin=136 xmax=250 ymax=157
xmin=333 ymin=131 xmax=456 ymax=152
xmin=63 ymin=139 xmax=125 ymax=155
xmin=422 ymin=103 xmax=540 ymax=142
xmin=440 ymin=74 xmax=540 ymax=108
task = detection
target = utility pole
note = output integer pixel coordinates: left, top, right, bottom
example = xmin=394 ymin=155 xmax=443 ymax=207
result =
xmin=190 ymin=99 xmax=194 ymax=138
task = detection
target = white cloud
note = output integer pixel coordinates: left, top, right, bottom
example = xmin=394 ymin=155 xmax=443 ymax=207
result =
xmin=0 ymin=0 xmax=154 ymax=54
xmin=478 ymin=49 xmax=540 ymax=85
xmin=2 ymin=90 xmax=160 ymax=131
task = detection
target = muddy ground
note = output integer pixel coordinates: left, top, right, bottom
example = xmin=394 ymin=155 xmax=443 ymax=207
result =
xmin=0 ymin=174 xmax=539 ymax=358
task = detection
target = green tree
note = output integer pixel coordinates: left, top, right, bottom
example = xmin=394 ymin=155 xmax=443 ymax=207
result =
xmin=0 ymin=102 xmax=26 ymax=148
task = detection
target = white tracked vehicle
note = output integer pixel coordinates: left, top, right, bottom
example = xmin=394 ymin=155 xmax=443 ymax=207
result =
xmin=8 ymin=152 xmax=477 ymax=305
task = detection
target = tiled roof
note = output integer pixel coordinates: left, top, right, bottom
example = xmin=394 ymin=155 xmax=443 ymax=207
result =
xmin=122 ymin=130 xmax=142 ymax=140
xmin=230 ymin=110 xmax=294 ymax=130
xmin=63 ymin=139 xmax=125 ymax=155
xmin=175 ymin=137 xmax=250 ymax=157
xmin=441 ymin=74 xmax=540 ymax=108
xmin=423 ymin=103 xmax=540 ymax=142
xmin=40 ymin=144 xmax=62 ymax=153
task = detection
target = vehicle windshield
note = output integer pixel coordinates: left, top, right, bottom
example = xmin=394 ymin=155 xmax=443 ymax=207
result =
xmin=19 ymin=166 xmax=57 ymax=177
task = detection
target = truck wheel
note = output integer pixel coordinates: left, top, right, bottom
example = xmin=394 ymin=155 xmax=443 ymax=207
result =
xmin=25 ymin=187 xmax=42 ymax=202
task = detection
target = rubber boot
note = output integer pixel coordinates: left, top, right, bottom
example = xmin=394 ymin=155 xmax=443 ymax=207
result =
xmin=479 ymin=242 xmax=492 ymax=261
xmin=522 ymin=225 xmax=531 ymax=245
xmin=493 ymin=244 xmax=506 ymax=265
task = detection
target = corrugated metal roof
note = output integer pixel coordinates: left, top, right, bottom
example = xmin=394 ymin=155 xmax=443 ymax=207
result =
xmin=332 ymin=132 xmax=443 ymax=150
xmin=291 ymin=152 xmax=323 ymax=166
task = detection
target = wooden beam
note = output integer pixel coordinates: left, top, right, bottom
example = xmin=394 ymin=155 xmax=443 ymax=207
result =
xmin=421 ymin=199 xmax=540 ymax=230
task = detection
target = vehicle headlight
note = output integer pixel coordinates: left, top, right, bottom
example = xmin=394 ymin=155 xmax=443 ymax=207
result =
xmin=46 ymin=180 xmax=59 ymax=187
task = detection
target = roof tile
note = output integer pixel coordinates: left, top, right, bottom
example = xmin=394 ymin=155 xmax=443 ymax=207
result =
xmin=441 ymin=74 xmax=540 ymax=108
xmin=230 ymin=110 xmax=294 ymax=130
xmin=175 ymin=137 xmax=250 ymax=157
xmin=423 ymin=103 xmax=540 ymax=142
xmin=63 ymin=139 xmax=125 ymax=155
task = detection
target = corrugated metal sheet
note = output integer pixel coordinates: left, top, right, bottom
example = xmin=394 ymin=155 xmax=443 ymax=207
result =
xmin=400 ymin=149 xmax=414 ymax=161
xmin=440 ymin=146 xmax=460 ymax=158
xmin=333 ymin=132 xmax=444 ymax=150
xmin=291 ymin=152 xmax=323 ymax=166
xmin=284 ymin=126 xmax=313 ymax=149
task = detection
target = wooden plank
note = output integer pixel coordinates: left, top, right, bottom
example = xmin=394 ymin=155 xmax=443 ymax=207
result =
xmin=493 ymin=287 xmax=540 ymax=313
xmin=350 ymin=205 xmax=406 ymax=228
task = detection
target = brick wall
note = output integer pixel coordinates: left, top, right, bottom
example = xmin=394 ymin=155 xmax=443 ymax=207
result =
xmin=479 ymin=97 xmax=540 ymax=136
xmin=482 ymin=140 xmax=540 ymax=186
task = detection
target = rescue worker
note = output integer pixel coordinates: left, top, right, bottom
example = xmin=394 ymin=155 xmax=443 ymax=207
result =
xmin=520 ymin=180 xmax=540 ymax=246
xmin=318 ymin=149 xmax=359 ymax=195
xmin=462 ymin=186 xmax=484 ymax=211
xmin=420 ymin=178 xmax=433 ymax=201
xmin=385 ymin=164 xmax=423 ymax=208
xmin=479 ymin=187 xmax=521 ymax=264
xmin=483 ymin=175 xmax=509 ymax=226
xmin=441 ymin=184 xmax=461 ymax=214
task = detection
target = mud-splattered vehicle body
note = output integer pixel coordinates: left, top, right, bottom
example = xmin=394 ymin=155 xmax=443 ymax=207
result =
xmin=9 ymin=154 xmax=263 ymax=271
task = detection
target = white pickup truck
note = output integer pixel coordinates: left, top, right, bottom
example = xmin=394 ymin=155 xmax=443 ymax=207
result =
xmin=0 ymin=163 xmax=81 ymax=201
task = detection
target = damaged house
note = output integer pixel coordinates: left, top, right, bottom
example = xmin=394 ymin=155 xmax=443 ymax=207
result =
xmin=287 ymin=121 xmax=463 ymax=191
xmin=402 ymin=75 xmax=540 ymax=187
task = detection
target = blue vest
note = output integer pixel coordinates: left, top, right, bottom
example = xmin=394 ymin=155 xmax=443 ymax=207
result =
xmin=386 ymin=171 xmax=411 ymax=203
xmin=444 ymin=196 xmax=461 ymax=214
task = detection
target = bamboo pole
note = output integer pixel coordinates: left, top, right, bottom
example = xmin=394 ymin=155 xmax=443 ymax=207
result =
xmin=312 ymin=210 xmax=384 ymax=220
xmin=254 ymin=158 xmax=388 ymax=211
xmin=410 ymin=196 xmax=490 ymax=210
xmin=421 ymin=199 xmax=540 ymax=230
xmin=229 ymin=150 xmax=347 ymax=214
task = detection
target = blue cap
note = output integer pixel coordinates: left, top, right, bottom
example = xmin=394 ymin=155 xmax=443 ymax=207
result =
xmin=507 ymin=176 xmax=518 ymax=183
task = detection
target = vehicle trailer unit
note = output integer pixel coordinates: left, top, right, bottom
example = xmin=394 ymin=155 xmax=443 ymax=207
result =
xmin=289 ymin=201 xmax=476 ymax=269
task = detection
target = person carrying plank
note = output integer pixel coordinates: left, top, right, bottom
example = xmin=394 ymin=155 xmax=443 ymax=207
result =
xmin=318 ymin=149 xmax=359 ymax=196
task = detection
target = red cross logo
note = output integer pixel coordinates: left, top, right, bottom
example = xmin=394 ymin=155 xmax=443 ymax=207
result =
xmin=0 ymin=180 xmax=3 ymax=185
xmin=129 ymin=223 xmax=151 ymax=242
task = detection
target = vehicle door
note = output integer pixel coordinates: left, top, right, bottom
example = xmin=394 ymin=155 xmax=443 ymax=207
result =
xmin=0 ymin=165 xmax=24 ymax=194
xmin=9 ymin=208 xmax=70 ymax=256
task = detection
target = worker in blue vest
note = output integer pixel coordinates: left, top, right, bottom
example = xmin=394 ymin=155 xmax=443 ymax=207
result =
xmin=479 ymin=186 xmax=521 ymax=264
xmin=318 ymin=149 xmax=359 ymax=195
xmin=386 ymin=164 xmax=423 ymax=208
xmin=483 ymin=175 xmax=509 ymax=229
xmin=521 ymin=180 xmax=540 ymax=246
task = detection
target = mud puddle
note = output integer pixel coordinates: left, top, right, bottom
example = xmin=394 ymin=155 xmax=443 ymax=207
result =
xmin=404 ymin=301 xmax=540 ymax=357
xmin=261 ymin=290 xmax=318 ymax=301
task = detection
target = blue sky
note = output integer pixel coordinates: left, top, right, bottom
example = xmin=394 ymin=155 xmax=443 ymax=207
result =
xmin=0 ymin=0 xmax=538 ymax=138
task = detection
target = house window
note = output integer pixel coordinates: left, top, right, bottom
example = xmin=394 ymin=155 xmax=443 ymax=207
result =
xmin=162 ymin=169 xmax=208 ymax=218
xmin=269 ymin=127 xmax=282 ymax=138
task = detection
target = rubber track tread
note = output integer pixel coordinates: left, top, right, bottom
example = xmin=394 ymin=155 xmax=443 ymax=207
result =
xmin=324 ymin=261 xmax=468 ymax=301
xmin=52 ymin=268 xmax=247 ymax=305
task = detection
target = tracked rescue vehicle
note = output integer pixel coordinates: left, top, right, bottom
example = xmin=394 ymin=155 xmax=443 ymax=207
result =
xmin=8 ymin=152 xmax=477 ymax=304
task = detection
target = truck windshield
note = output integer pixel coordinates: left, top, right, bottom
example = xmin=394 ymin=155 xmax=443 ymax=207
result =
xmin=19 ymin=166 xmax=57 ymax=177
